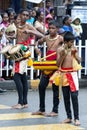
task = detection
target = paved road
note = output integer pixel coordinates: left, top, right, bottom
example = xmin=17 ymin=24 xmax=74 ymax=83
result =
xmin=0 ymin=87 xmax=87 ymax=130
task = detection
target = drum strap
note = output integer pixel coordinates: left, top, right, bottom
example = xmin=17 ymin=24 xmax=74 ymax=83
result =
xmin=18 ymin=38 xmax=30 ymax=46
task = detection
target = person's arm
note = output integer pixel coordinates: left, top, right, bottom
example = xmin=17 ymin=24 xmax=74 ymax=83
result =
xmin=23 ymin=23 xmax=44 ymax=38
xmin=56 ymin=46 xmax=67 ymax=67
xmin=23 ymin=29 xmax=44 ymax=38
xmin=35 ymin=36 xmax=46 ymax=46
xmin=71 ymin=47 xmax=81 ymax=63
xmin=34 ymin=21 xmax=47 ymax=35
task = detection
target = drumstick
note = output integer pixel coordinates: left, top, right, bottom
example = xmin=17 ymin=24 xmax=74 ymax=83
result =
xmin=40 ymin=52 xmax=56 ymax=61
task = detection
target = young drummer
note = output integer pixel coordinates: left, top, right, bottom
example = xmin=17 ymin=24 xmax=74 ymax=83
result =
xmin=11 ymin=9 xmax=43 ymax=109
xmin=56 ymin=31 xmax=81 ymax=125
xmin=32 ymin=20 xmax=63 ymax=116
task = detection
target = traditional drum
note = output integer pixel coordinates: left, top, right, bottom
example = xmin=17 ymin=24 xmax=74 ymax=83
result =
xmin=0 ymin=44 xmax=13 ymax=59
xmin=9 ymin=44 xmax=31 ymax=61
xmin=33 ymin=60 xmax=58 ymax=70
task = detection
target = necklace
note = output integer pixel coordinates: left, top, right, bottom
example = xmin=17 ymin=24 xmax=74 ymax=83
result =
xmin=48 ymin=35 xmax=58 ymax=41
xmin=18 ymin=24 xmax=26 ymax=29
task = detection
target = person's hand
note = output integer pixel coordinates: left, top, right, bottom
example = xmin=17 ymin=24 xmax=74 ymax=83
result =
xmin=23 ymin=29 xmax=32 ymax=34
xmin=60 ymin=49 xmax=67 ymax=57
xmin=23 ymin=29 xmax=35 ymax=34
xmin=71 ymin=47 xmax=77 ymax=56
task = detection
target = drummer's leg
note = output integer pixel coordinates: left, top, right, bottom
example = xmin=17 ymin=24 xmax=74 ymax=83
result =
xmin=39 ymin=74 xmax=49 ymax=112
xmin=52 ymin=83 xmax=59 ymax=114
xmin=22 ymin=73 xmax=28 ymax=106
xmin=13 ymin=73 xmax=23 ymax=105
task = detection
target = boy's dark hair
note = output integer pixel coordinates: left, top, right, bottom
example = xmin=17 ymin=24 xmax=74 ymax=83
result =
xmin=48 ymin=20 xmax=59 ymax=28
xmin=19 ymin=8 xmax=29 ymax=14
xmin=14 ymin=14 xmax=19 ymax=20
xmin=64 ymin=31 xmax=75 ymax=42
xmin=50 ymin=8 xmax=54 ymax=14
xmin=6 ymin=8 xmax=15 ymax=16
xmin=46 ymin=0 xmax=51 ymax=3
xmin=35 ymin=9 xmax=42 ymax=19
xmin=63 ymin=15 xmax=70 ymax=24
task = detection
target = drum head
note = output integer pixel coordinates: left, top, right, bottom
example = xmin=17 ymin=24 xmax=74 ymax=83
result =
xmin=0 ymin=45 xmax=12 ymax=54
xmin=9 ymin=44 xmax=21 ymax=54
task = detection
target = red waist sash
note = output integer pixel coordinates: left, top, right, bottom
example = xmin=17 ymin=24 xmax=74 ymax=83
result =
xmin=18 ymin=37 xmax=35 ymax=46
xmin=46 ymin=50 xmax=57 ymax=60
xmin=59 ymin=67 xmax=74 ymax=72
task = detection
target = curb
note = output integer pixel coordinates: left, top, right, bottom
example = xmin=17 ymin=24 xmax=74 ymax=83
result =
xmin=0 ymin=79 xmax=87 ymax=90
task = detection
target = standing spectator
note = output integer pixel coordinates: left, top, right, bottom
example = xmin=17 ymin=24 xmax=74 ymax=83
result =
xmin=63 ymin=0 xmax=73 ymax=15
xmin=26 ymin=2 xmax=33 ymax=9
xmin=0 ymin=25 xmax=8 ymax=90
xmin=0 ymin=12 xmax=10 ymax=30
xmin=14 ymin=14 xmax=21 ymax=27
xmin=10 ymin=0 xmax=22 ymax=14
xmin=32 ymin=9 xmax=37 ymax=19
xmin=45 ymin=0 xmax=53 ymax=16
xmin=63 ymin=0 xmax=72 ymax=6
xmin=26 ymin=9 xmax=35 ymax=25
xmin=34 ymin=10 xmax=47 ymax=35
xmin=0 ymin=14 xmax=2 ymax=24
xmin=40 ymin=0 xmax=53 ymax=16
xmin=45 ymin=14 xmax=53 ymax=29
xmin=0 ymin=12 xmax=10 ymax=69
xmin=34 ymin=10 xmax=47 ymax=57
xmin=0 ymin=26 xmax=7 ymax=68
xmin=50 ymin=8 xmax=55 ymax=19
xmin=62 ymin=15 xmax=76 ymax=36
xmin=6 ymin=8 xmax=16 ymax=24
xmin=71 ymin=17 xmax=83 ymax=45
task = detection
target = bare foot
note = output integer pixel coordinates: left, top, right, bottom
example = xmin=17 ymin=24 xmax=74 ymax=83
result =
xmin=32 ymin=110 xmax=46 ymax=116
xmin=23 ymin=104 xmax=28 ymax=108
xmin=12 ymin=104 xmax=24 ymax=109
xmin=62 ymin=118 xmax=72 ymax=123
xmin=74 ymin=120 xmax=80 ymax=126
xmin=46 ymin=112 xmax=58 ymax=117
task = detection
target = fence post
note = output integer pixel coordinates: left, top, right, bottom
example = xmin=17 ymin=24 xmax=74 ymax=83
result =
xmin=0 ymin=54 xmax=3 ymax=77
xmin=43 ymin=42 xmax=46 ymax=60
xmin=30 ymin=39 xmax=34 ymax=80
xmin=78 ymin=40 xmax=81 ymax=79
xmin=85 ymin=40 xmax=87 ymax=75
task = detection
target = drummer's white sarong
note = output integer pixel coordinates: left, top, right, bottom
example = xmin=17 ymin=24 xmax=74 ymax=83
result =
xmin=66 ymin=72 xmax=79 ymax=92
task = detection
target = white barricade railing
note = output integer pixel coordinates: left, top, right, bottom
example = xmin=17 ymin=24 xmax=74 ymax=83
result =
xmin=85 ymin=40 xmax=87 ymax=75
xmin=0 ymin=40 xmax=87 ymax=79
